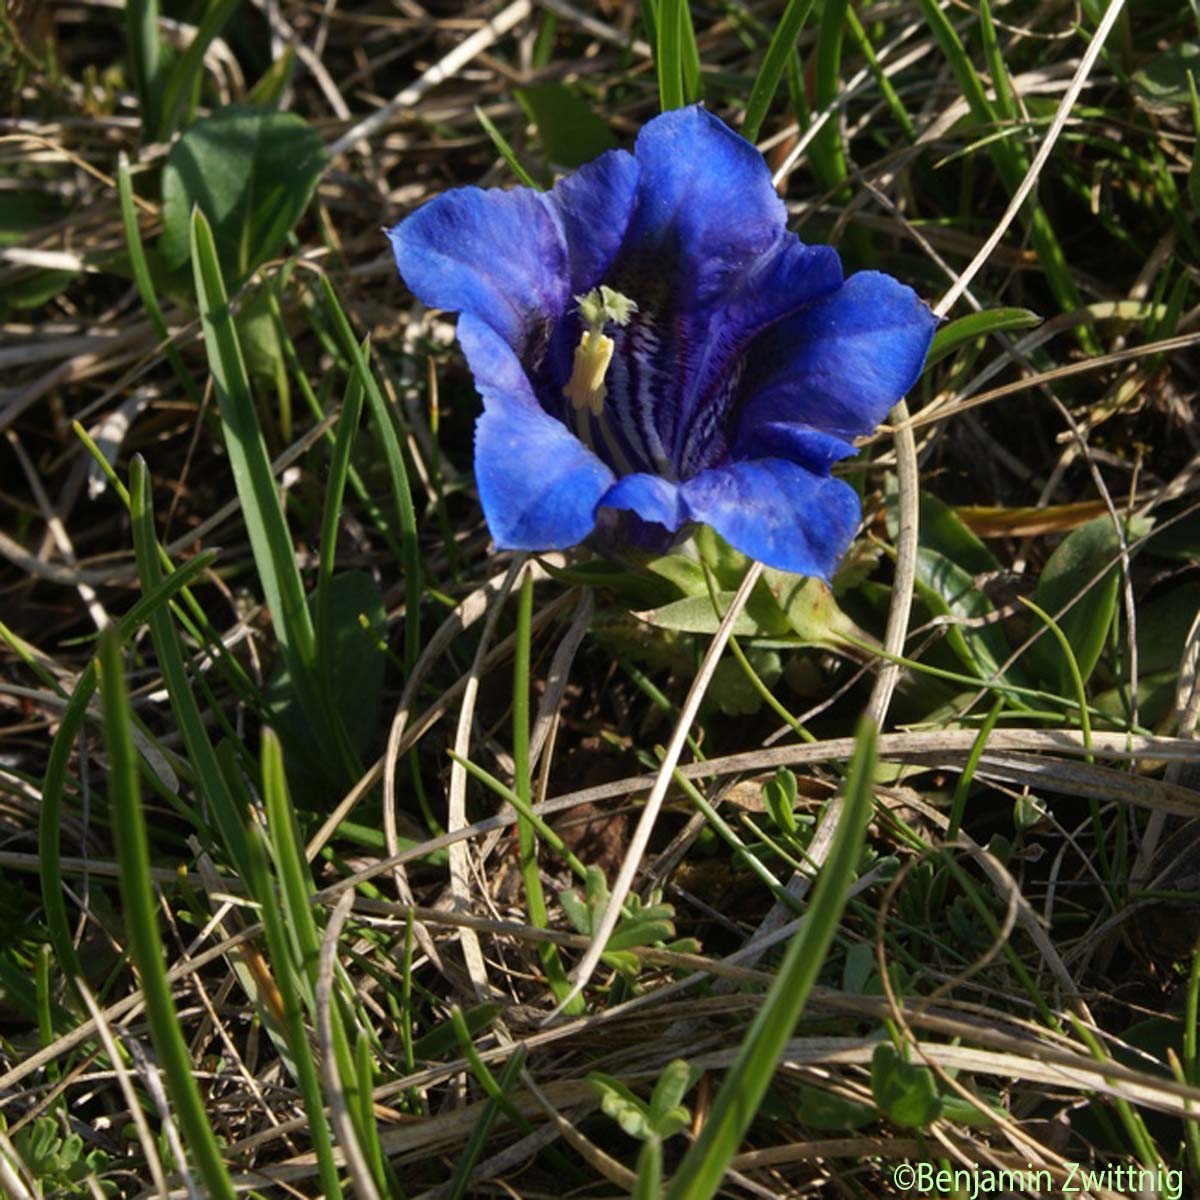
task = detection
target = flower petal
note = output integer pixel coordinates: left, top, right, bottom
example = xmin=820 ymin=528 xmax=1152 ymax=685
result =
xmin=456 ymin=313 xmax=541 ymax=410
xmin=681 ymin=458 xmax=862 ymax=580
xmin=598 ymin=472 xmax=686 ymax=530
xmin=475 ymin=401 xmax=614 ymax=550
xmin=735 ymin=270 xmax=938 ymax=445
xmin=542 ymin=149 xmax=640 ymax=296
xmin=389 ymin=186 xmax=568 ymax=351
xmin=619 ymin=107 xmax=788 ymax=309
xmin=732 ymin=423 xmax=858 ymax=472
xmin=457 ymin=314 xmax=614 ymax=551
xmin=599 ymin=107 xmax=845 ymax=475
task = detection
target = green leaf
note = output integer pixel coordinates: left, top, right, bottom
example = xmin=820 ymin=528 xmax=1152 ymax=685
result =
xmin=648 ymin=1060 xmax=700 ymax=1136
xmin=634 ymin=589 xmax=791 ymax=637
xmin=940 ymin=1090 xmax=998 ymax=1127
xmin=247 ymin=45 xmax=297 ymax=108
xmin=98 ymin=631 xmax=238 ymax=1199
xmin=589 ymin=1072 xmax=653 ymax=1139
xmin=762 ymin=767 xmax=799 ymax=836
xmin=266 ymin=570 xmax=386 ymax=785
xmin=412 ymin=1004 xmax=502 ymax=1062
xmin=157 ymin=0 xmax=239 ymax=137
xmin=475 ymin=105 xmax=540 ymax=189
xmin=125 ymin=0 xmax=164 ymax=141
xmin=1133 ymin=41 xmax=1200 ymax=112
xmin=1031 ymin=514 xmax=1152 ymax=692
xmin=870 ymin=1043 xmax=942 ymax=1129
xmin=1189 ymin=72 xmax=1200 ymax=215
xmin=514 ymin=83 xmax=617 ymax=168
xmin=760 ymin=569 xmax=867 ymax=650
xmin=914 ymin=491 xmax=1000 ymax=577
xmin=162 ymin=106 xmax=327 ymax=282
xmin=709 ymin=649 xmax=781 ymax=716
xmin=841 ymin=941 xmax=875 ymax=995
xmin=794 ymin=1083 xmax=876 ymax=1131
xmin=924 ymin=307 xmax=1041 ymax=369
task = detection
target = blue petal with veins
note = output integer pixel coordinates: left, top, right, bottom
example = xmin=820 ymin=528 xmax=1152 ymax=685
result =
xmin=389 ymin=105 xmax=937 ymax=579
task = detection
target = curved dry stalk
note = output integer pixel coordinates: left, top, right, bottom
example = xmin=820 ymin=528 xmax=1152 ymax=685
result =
xmin=316 ymin=889 xmax=380 ymax=1200
xmin=447 ymin=556 xmax=528 ymax=999
xmin=549 ymin=560 xmax=764 ymax=1016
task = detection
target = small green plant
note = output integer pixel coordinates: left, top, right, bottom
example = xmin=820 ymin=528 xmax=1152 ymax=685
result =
xmin=9 ymin=1116 xmax=114 ymax=1197
xmin=589 ymin=1059 xmax=702 ymax=1198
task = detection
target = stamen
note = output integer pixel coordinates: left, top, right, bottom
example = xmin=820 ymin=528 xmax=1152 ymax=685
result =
xmin=562 ymin=286 xmax=638 ymax=417
xmin=564 ymin=330 xmax=615 ymax=416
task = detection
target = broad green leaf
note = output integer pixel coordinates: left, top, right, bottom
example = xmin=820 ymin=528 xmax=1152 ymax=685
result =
xmin=760 ymin=569 xmax=869 ymax=649
xmin=694 ymin=524 xmax=751 ymax=588
xmin=709 ymin=649 xmax=781 ymax=716
xmin=841 ymin=941 xmax=875 ymax=994
xmin=0 ymin=269 xmax=77 ymax=317
xmin=915 ymin=491 xmax=1000 ymax=576
xmin=1031 ymin=514 xmax=1152 ymax=692
xmin=634 ymin=589 xmax=790 ymax=637
xmin=924 ymin=307 xmax=1040 ymax=369
xmin=1095 ymin=671 xmax=1179 ymax=727
xmin=266 ymin=570 xmax=387 ymax=787
xmin=870 ymin=1043 xmax=942 ymax=1129
xmin=514 ymin=83 xmax=617 ymax=167
xmin=1133 ymin=41 xmax=1200 ymax=112
xmin=941 ymin=1091 xmax=998 ymax=1127
xmin=162 ymin=106 xmax=327 ymax=282
xmin=1135 ymin=581 xmax=1200 ymax=676
xmin=887 ymin=481 xmax=1014 ymax=682
xmin=641 ymin=551 xmax=708 ymax=597
xmin=1148 ymin=507 xmax=1200 ymax=563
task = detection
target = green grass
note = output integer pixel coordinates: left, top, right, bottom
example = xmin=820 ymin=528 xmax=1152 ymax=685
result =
xmin=1 ymin=2 xmax=1199 ymax=1197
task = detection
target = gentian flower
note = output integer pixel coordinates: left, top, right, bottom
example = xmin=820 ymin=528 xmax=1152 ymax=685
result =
xmin=389 ymin=105 xmax=936 ymax=580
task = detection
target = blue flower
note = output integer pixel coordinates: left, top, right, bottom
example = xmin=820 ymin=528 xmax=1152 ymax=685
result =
xmin=389 ymin=105 xmax=936 ymax=580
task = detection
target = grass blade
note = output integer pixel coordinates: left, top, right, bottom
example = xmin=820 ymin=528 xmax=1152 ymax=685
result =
xmin=512 ymin=571 xmax=579 ymax=1012
xmin=189 ymin=207 xmax=332 ymax=769
xmin=665 ymin=717 xmax=879 ymax=1199
xmin=319 ymin=275 xmax=422 ymax=675
xmin=130 ymin=456 xmax=253 ymax=879
xmin=97 ymin=628 xmax=237 ymax=1200
xmin=125 ymin=0 xmax=164 ymax=142
xmin=742 ymin=0 xmax=816 ymax=143
xmin=116 ymin=153 xmax=203 ymax=407
xmin=246 ymin=741 xmax=345 ymax=1198
xmin=475 ymin=106 xmax=541 ymax=189
xmin=39 ymin=545 xmax=220 ymax=986
xmin=158 ymin=0 xmax=240 ymax=137
xmin=656 ymin=0 xmax=685 ymax=111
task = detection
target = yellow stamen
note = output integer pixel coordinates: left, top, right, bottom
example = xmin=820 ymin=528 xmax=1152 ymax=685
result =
xmin=563 ymin=329 xmax=615 ymax=416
